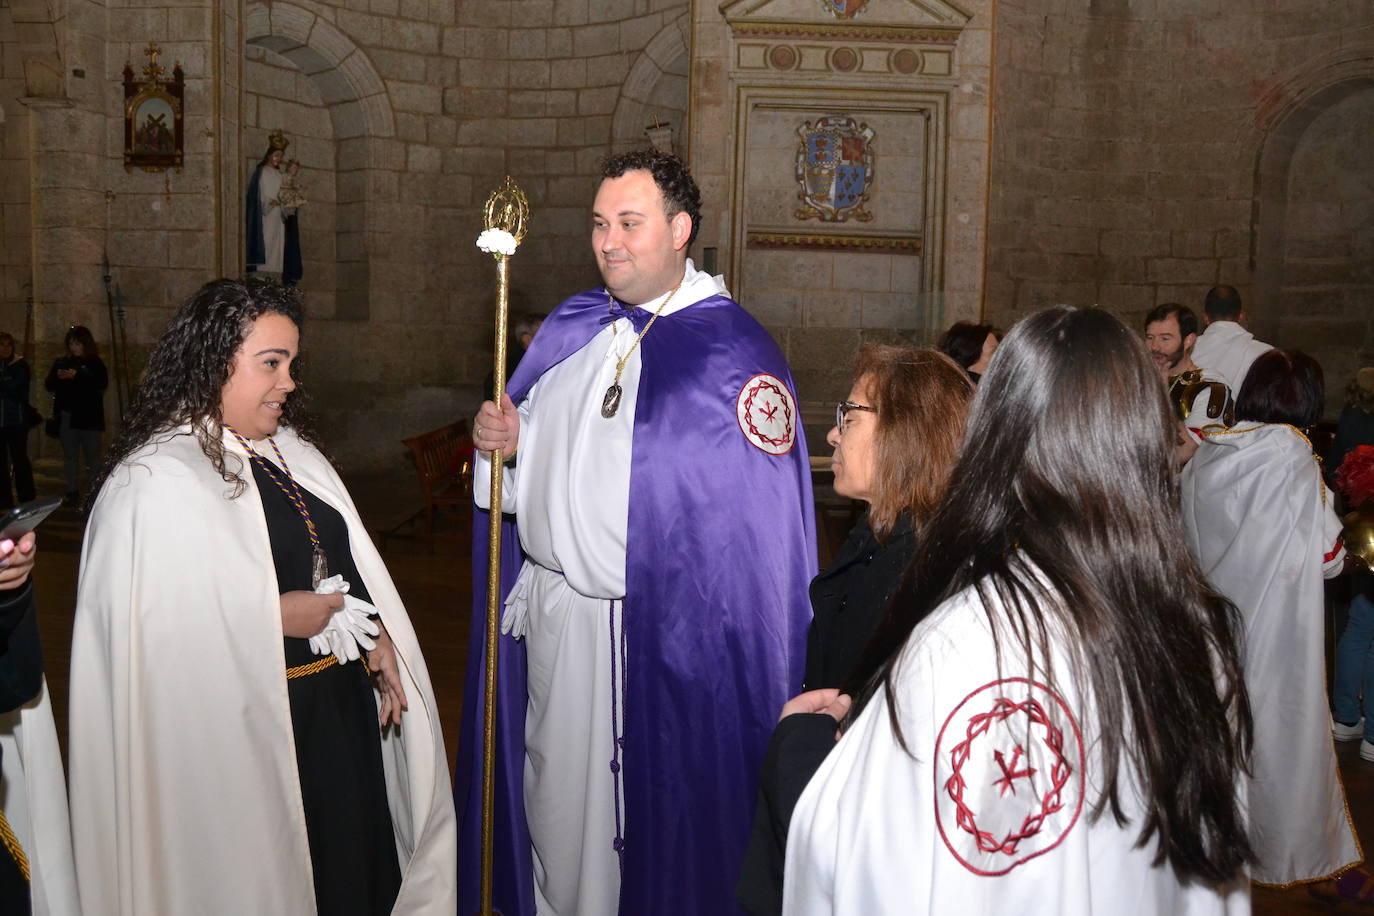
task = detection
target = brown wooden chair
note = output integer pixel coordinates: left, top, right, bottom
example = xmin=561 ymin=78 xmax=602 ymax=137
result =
xmin=399 ymin=420 xmax=474 ymax=541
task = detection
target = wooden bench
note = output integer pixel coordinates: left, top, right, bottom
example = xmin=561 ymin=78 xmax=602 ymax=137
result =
xmin=394 ymin=420 xmax=474 ymax=542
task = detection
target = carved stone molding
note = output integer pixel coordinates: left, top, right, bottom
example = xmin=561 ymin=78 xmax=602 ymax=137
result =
xmin=728 ymin=20 xmax=961 ymax=44
xmin=747 ymin=230 xmax=923 ymax=254
xmin=737 ymin=41 xmax=952 ymax=76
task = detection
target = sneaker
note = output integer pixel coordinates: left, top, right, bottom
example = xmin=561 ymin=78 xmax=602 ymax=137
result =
xmin=1362 ymin=740 xmax=1374 ymax=762
xmin=1334 ymin=718 xmax=1366 ymax=742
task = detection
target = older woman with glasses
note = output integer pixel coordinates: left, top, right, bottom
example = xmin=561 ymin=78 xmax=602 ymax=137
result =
xmin=739 ymin=345 xmax=975 ymax=914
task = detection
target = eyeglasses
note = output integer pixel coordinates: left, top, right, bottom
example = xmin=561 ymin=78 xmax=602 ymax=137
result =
xmin=835 ymin=401 xmax=876 ymax=434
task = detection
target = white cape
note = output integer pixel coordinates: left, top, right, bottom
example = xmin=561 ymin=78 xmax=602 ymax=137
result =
xmin=0 ymin=679 xmax=80 ymax=914
xmin=68 ymin=426 xmax=456 ymax=914
xmin=1190 ymin=322 xmax=1271 ymax=394
xmin=784 ymin=581 xmax=1249 ymax=915
xmin=1182 ymin=422 xmax=1358 ymax=885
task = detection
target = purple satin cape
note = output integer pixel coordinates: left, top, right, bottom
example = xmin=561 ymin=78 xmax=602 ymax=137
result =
xmin=455 ymin=288 xmax=816 ymax=915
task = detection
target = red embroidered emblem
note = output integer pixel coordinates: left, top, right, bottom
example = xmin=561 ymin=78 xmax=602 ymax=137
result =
xmin=934 ymin=678 xmax=1084 ymax=876
xmin=736 ymin=373 xmax=796 ymax=456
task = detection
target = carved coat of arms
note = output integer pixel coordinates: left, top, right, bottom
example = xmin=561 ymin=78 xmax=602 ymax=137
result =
xmin=794 ymin=116 xmax=875 ymax=223
xmin=818 ymin=0 xmax=870 ymax=18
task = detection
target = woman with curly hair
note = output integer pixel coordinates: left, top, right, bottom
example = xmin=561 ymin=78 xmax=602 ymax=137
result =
xmin=67 ymin=280 xmax=455 ymax=914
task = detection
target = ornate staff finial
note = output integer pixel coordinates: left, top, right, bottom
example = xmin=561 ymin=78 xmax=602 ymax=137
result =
xmin=481 ymin=175 xmax=530 ymax=247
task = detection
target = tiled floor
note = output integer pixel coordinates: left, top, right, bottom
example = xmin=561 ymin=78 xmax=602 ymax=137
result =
xmin=25 ymin=463 xmax=1374 ymax=912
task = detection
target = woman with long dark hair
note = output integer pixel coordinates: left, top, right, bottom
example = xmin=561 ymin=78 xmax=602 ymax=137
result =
xmin=68 ymin=280 xmax=455 ymax=914
xmin=784 ymin=308 xmax=1252 ymax=913
xmin=44 ymin=325 xmax=107 ymax=503
xmin=1182 ymin=349 xmax=1358 ymax=888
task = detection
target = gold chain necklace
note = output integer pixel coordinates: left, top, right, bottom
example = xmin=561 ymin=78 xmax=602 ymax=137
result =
xmin=600 ymin=276 xmax=683 ymax=419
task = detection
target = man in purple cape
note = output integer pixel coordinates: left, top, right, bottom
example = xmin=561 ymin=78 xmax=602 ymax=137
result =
xmin=457 ymin=150 xmax=816 ymax=915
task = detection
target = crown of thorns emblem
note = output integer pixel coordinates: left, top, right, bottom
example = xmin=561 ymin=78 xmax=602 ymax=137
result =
xmin=935 ymin=679 xmax=1084 ymax=875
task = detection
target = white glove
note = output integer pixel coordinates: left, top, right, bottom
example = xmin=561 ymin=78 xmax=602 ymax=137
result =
xmin=307 ymin=574 xmax=380 ymax=664
xmin=308 ymin=575 xmax=350 ymax=658
xmin=323 ymin=595 xmax=381 ymax=665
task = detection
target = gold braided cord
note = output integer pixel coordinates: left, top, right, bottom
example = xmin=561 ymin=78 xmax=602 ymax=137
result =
xmin=285 ymin=653 xmax=372 ymax=680
xmin=286 ymin=655 xmax=339 ymax=679
xmin=0 ymin=807 xmax=30 ymax=882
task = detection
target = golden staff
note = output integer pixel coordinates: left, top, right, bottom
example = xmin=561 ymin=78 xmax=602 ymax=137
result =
xmin=476 ymin=176 xmax=529 ymax=916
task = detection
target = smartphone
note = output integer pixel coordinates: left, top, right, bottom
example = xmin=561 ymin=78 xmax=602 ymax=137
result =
xmin=0 ymin=496 xmax=63 ymax=542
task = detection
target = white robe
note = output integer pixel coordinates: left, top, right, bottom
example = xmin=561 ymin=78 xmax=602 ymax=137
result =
xmin=784 ymin=580 xmax=1250 ymax=915
xmin=254 ymin=164 xmax=285 ymax=274
xmin=1182 ymin=422 xmax=1358 ymax=885
xmin=1191 ymin=322 xmax=1271 ymax=394
xmin=0 ymin=680 xmax=80 ymax=915
xmin=474 ymin=260 xmax=729 ymax=916
xmin=68 ymin=425 xmax=456 ymax=914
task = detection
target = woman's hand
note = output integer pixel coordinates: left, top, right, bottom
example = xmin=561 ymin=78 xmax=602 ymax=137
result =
xmin=0 ymin=533 xmax=37 ymax=589
xmin=780 ymin=688 xmax=852 ymax=722
xmin=368 ymin=625 xmax=409 ymax=727
xmin=280 ymin=590 xmax=343 ymax=638
xmin=780 ymin=688 xmax=852 ymax=741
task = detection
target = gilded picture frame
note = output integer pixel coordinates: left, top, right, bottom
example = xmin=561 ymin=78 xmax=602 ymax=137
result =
xmin=123 ymin=44 xmax=184 ymax=172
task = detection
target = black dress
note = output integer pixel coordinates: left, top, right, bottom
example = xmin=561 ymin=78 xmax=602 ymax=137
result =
xmin=252 ymin=460 xmax=401 ymax=915
xmin=738 ymin=511 xmax=917 ymax=915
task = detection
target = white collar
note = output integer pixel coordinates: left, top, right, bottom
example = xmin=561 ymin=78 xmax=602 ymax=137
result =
xmin=627 ymin=258 xmax=730 ymax=318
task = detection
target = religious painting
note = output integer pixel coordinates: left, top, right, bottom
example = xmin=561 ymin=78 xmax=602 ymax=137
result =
xmin=818 ymin=0 xmax=870 ymax=19
xmin=123 ymin=44 xmax=184 ymax=172
xmin=794 ymin=116 xmax=876 ymax=223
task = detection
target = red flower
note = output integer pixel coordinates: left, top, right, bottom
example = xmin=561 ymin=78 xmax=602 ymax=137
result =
xmin=1336 ymin=444 xmax=1374 ymax=508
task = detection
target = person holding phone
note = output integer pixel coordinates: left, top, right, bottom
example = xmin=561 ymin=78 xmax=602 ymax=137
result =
xmin=44 ymin=326 xmax=107 ymax=505
xmin=67 ymin=281 xmax=455 ymax=914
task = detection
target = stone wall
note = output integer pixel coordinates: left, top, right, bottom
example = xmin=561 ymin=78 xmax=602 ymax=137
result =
xmin=1278 ymin=85 xmax=1374 ymax=413
xmin=986 ymin=0 xmax=1374 ymax=416
xmin=5 ymin=0 xmax=1373 ymax=469
xmin=0 ymin=0 xmax=695 ymax=469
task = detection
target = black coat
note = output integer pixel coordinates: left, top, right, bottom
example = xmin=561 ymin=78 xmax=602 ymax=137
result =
xmin=45 ymin=355 xmax=107 ymax=431
xmin=739 ymin=512 xmax=917 ymax=915
xmin=0 ymin=359 xmax=32 ymax=430
xmin=804 ymin=511 xmax=916 ymax=691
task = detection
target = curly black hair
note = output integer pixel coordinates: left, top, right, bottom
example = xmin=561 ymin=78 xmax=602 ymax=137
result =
xmin=91 ymin=279 xmax=317 ymax=501
xmin=601 ymin=148 xmax=702 ymax=246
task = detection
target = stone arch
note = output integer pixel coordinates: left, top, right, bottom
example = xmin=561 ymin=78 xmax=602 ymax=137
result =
xmin=612 ymin=13 xmax=690 ymax=154
xmin=245 ymin=2 xmax=394 ymax=318
xmin=1250 ymin=46 xmax=1374 ymax=399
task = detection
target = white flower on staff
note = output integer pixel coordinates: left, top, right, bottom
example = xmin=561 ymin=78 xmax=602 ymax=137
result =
xmin=476 ymin=228 xmax=518 ymax=257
